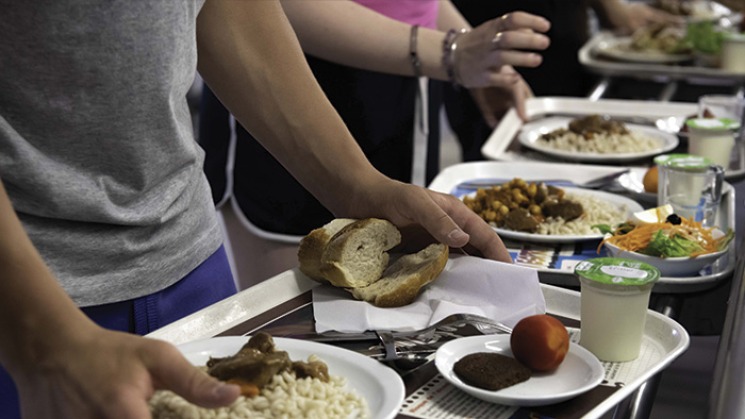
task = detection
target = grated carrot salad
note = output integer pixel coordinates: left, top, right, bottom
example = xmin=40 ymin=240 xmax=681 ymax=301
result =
xmin=599 ymin=217 xmax=721 ymax=257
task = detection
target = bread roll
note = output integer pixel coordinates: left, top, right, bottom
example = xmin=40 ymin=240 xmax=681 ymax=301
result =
xmin=297 ymin=218 xmax=356 ymax=282
xmin=349 ymin=243 xmax=449 ymax=307
xmin=297 ymin=218 xmax=449 ymax=307
xmin=319 ymin=218 xmax=401 ymax=288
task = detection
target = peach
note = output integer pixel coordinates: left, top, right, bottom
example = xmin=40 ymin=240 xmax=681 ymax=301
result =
xmin=510 ymin=314 xmax=569 ymax=372
xmin=643 ymin=166 xmax=658 ymax=193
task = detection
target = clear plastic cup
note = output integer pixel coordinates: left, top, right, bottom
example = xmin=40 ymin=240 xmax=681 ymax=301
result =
xmin=575 ymin=258 xmax=660 ymax=362
xmin=655 ymin=154 xmax=724 ymax=228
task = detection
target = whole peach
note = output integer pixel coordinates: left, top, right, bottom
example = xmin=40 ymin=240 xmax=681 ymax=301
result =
xmin=510 ymin=314 xmax=569 ymax=372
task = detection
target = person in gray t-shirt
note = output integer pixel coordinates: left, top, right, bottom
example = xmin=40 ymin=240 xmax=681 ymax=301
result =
xmin=0 ymin=1 xmax=511 ymax=418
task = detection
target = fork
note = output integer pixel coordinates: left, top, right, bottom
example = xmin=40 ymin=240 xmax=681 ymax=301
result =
xmin=369 ymin=314 xmax=513 ymax=371
xmin=370 ymin=313 xmax=512 ymax=361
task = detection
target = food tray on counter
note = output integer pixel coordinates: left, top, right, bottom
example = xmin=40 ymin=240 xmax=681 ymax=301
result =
xmin=147 ymin=269 xmax=690 ymax=419
xmin=428 ymin=161 xmax=737 ymax=293
xmin=481 ymin=96 xmax=745 ymax=181
xmin=579 ymin=31 xmax=745 ymax=82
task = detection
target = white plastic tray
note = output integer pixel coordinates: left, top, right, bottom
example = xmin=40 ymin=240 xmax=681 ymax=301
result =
xmin=481 ymin=97 xmax=745 ymax=181
xmin=147 ymin=269 xmax=690 ymax=419
xmin=428 ymin=161 xmax=737 ymax=293
xmin=579 ymin=31 xmax=745 ymax=82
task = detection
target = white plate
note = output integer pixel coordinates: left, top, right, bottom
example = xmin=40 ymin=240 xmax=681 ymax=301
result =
xmin=435 ymin=335 xmax=604 ymax=407
xmin=618 ymin=168 xmax=657 ymax=204
xmin=685 ymin=0 xmax=735 ymax=23
xmin=177 ymin=336 xmax=405 ymax=419
xmin=518 ymin=117 xmax=680 ymax=163
xmin=470 ymin=187 xmax=644 ymax=243
xmin=617 ymin=168 xmax=735 ymax=205
xmin=593 ymin=37 xmax=693 ymax=64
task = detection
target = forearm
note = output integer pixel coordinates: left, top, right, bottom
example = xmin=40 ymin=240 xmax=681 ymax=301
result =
xmin=280 ymin=0 xmax=453 ymax=80
xmin=0 ymin=180 xmax=94 ymax=374
xmin=197 ymin=0 xmax=386 ymax=215
xmin=590 ymin=0 xmax=626 ymax=28
xmin=436 ymin=0 xmax=471 ymax=32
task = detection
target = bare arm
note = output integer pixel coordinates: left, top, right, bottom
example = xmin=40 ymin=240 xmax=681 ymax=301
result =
xmin=280 ymin=0 xmax=549 ymax=87
xmin=0 ymin=180 xmax=240 ymax=418
xmin=591 ymin=0 xmax=682 ymax=33
xmin=437 ymin=0 xmax=544 ymax=122
xmin=197 ymin=0 xmax=511 ymax=261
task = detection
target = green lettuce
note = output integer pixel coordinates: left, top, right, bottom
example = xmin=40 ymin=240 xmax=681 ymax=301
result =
xmin=682 ymin=21 xmax=724 ymax=54
xmin=643 ymin=230 xmax=704 ymax=258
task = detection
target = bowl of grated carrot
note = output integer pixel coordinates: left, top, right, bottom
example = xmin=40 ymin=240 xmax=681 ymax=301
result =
xmin=598 ymin=214 xmax=734 ymax=277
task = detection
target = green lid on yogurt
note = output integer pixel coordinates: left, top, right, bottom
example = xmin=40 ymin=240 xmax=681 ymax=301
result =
xmin=686 ymin=117 xmax=740 ymax=131
xmin=654 ymin=153 xmax=711 ymax=170
xmin=574 ymin=257 xmax=660 ymax=287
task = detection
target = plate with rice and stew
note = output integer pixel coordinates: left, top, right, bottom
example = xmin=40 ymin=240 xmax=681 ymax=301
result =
xmin=461 ymin=178 xmax=643 ymax=244
xmin=518 ymin=115 xmax=679 ymax=163
xmin=148 ymin=333 xmax=404 ymax=419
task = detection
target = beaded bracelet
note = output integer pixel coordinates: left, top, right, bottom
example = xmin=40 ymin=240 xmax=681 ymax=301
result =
xmin=442 ymin=28 xmax=469 ymax=86
xmin=409 ymin=25 xmax=422 ymax=77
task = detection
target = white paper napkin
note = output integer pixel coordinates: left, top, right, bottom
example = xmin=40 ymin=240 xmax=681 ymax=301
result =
xmin=312 ymin=255 xmax=546 ymax=333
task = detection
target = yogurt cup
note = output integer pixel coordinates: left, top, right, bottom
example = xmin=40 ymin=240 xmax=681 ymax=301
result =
xmin=721 ymin=32 xmax=745 ymax=73
xmin=575 ymin=257 xmax=660 ymax=362
xmin=686 ymin=117 xmax=738 ymax=167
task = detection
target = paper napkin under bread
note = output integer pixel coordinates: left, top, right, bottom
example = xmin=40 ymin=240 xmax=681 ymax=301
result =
xmin=312 ymin=254 xmax=545 ymax=333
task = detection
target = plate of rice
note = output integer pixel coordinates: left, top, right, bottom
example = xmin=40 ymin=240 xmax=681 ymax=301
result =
xmin=518 ymin=116 xmax=679 ymax=163
xmin=462 ymin=180 xmax=643 ymax=244
xmin=149 ymin=336 xmax=404 ymax=419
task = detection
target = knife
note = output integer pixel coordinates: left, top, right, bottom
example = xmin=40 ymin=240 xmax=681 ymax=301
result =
xmin=284 ymin=331 xmax=380 ymax=343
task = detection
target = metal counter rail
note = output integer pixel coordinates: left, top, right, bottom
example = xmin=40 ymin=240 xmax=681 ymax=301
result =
xmin=709 ymin=254 xmax=745 ymax=418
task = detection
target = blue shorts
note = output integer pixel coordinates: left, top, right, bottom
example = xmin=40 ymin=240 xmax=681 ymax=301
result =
xmin=0 ymin=245 xmax=236 ymax=419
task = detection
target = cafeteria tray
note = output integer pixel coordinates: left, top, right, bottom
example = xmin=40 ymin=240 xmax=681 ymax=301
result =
xmin=481 ymin=96 xmax=745 ymax=181
xmin=147 ymin=269 xmax=690 ymax=419
xmin=428 ymin=161 xmax=737 ymax=293
xmin=579 ymin=31 xmax=745 ymax=83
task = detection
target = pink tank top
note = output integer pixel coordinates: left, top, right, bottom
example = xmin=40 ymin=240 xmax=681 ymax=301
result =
xmin=354 ymin=0 xmax=438 ymax=28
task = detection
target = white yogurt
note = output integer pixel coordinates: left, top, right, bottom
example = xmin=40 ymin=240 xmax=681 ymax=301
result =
xmin=686 ymin=118 xmax=738 ymax=168
xmin=575 ymin=258 xmax=660 ymax=362
xmin=721 ymin=33 xmax=745 ymax=73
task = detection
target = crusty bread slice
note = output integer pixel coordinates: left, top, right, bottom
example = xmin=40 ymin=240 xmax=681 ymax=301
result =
xmin=319 ymin=218 xmax=401 ymax=288
xmin=349 ymin=243 xmax=449 ymax=307
xmin=298 ymin=218 xmax=357 ymax=282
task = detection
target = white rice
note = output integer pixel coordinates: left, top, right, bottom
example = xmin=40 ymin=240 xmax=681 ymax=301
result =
xmin=535 ymin=193 xmax=627 ymax=236
xmin=536 ymin=131 xmax=660 ymax=154
xmin=150 ymin=358 xmax=369 ymax=419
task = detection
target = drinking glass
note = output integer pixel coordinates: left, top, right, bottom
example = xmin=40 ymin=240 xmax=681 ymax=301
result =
xmin=655 ymin=154 xmax=724 ymax=228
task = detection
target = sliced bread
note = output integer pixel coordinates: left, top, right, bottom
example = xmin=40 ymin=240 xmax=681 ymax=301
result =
xmin=297 ymin=218 xmax=357 ymax=282
xmin=349 ymin=243 xmax=449 ymax=307
xmin=319 ymin=218 xmax=401 ymax=288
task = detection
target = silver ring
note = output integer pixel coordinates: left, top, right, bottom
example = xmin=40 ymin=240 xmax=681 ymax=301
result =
xmin=492 ymin=32 xmax=504 ymax=48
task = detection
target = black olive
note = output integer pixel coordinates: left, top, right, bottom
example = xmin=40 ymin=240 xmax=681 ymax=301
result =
xmin=666 ymin=214 xmax=682 ymax=225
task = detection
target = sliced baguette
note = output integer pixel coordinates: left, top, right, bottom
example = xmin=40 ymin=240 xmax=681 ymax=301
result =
xmin=319 ymin=218 xmax=401 ymax=288
xmin=297 ymin=218 xmax=357 ymax=282
xmin=349 ymin=243 xmax=449 ymax=307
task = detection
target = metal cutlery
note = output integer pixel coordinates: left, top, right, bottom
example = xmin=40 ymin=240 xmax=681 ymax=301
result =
xmin=288 ymin=313 xmax=512 ymax=371
xmin=456 ymin=169 xmax=630 ymax=191
xmin=287 ymin=313 xmax=511 ymax=344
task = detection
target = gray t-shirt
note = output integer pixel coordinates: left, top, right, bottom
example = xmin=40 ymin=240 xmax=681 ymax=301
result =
xmin=0 ymin=1 xmax=223 ymax=306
